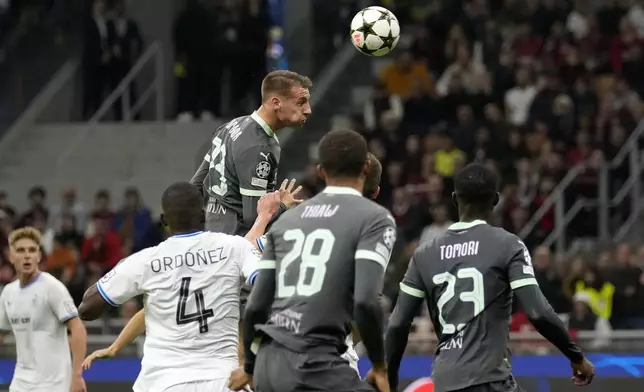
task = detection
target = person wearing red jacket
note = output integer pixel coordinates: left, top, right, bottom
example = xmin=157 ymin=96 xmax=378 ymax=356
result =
xmin=81 ymin=218 xmax=122 ymax=271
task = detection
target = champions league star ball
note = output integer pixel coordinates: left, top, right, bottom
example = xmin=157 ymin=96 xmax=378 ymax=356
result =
xmin=350 ymin=6 xmax=400 ymax=56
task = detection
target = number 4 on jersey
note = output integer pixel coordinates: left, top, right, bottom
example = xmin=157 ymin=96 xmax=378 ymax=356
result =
xmin=175 ymin=277 xmax=214 ymax=333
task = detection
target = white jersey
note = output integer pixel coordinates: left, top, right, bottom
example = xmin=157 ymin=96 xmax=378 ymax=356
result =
xmin=343 ymin=334 xmax=359 ymax=373
xmin=96 ymin=231 xmax=261 ymax=392
xmin=0 ymin=272 xmax=78 ymax=392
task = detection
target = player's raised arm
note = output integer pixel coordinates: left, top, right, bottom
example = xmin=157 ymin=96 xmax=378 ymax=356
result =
xmin=240 ymin=232 xmax=278 ymax=377
xmin=509 ymin=240 xmax=595 ymax=385
xmin=78 ymin=251 xmax=146 ymax=320
xmin=354 ymin=212 xmax=396 ymax=383
xmin=83 ymin=308 xmax=146 ymax=370
xmin=386 ymin=252 xmax=425 ymax=390
xmin=243 ymin=191 xmax=281 ymax=249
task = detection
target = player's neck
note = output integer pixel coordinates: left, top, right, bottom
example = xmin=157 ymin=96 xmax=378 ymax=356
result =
xmin=256 ymin=106 xmax=281 ymax=132
xmin=170 ymin=227 xmax=203 ymax=237
xmin=18 ymin=270 xmax=40 ymax=287
xmin=324 ymin=178 xmax=364 ymax=194
xmin=458 ymin=211 xmax=489 ymax=224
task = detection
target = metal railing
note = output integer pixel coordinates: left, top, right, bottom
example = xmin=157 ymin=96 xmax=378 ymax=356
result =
xmin=90 ymin=40 xmax=165 ymax=123
xmin=519 ymin=120 xmax=644 ymax=252
xmin=54 ymin=41 xmax=165 ymax=178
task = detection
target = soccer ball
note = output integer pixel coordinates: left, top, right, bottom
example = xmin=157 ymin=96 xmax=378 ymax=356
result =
xmin=350 ymin=6 xmax=400 ymax=56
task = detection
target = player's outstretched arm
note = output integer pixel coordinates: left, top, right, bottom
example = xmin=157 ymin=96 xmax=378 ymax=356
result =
xmin=83 ymin=308 xmax=146 ymax=370
xmin=385 ymin=255 xmax=425 ymax=390
xmin=386 ymin=292 xmax=423 ymax=389
xmin=514 ymin=285 xmax=594 ymax=383
xmin=78 ymin=284 xmax=111 ymax=321
xmin=509 ymin=240 xmax=595 ymax=385
xmin=244 ymin=191 xmax=280 ymax=249
xmin=79 ymin=253 xmax=145 ymax=320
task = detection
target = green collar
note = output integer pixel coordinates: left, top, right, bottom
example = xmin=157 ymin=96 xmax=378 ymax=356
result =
xmin=251 ymin=111 xmax=276 ymax=138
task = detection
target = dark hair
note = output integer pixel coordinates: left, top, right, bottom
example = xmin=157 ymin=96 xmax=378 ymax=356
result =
xmin=363 ymin=152 xmax=382 ymax=199
xmin=453 ymin=163 xmax=498 ymax=209
xmin=161 ymin=182 xmax=204 ymax=231
xmin=95 ymin=189 xmax=110 ymax=199
xmin=261 ymin=70 xmax=313 ymax=101
xmin=318 ymin=129 xmax=368 ymax=178
xmin=28 ymin=186 xmax=46 ymax=199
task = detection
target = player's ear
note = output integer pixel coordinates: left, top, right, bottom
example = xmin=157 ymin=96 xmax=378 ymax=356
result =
xmin=451 ymin=192 xmax=458 ymax=207
xmin=270 ymin=96 xmax=281 ymax=111
xmin=372 ymin=186 xmax=380 ymax=200
xmin=493 ymin=192 xmax=500 ymax=206
xmin=317 ymin=164 xmax=327 ymax=182
xmin=160 ymin=214 xmax=167 ymax=227
xmin=362 ymin=159 xmax=371 ymax=177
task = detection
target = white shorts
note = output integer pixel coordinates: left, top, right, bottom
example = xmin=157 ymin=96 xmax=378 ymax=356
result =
xmin=342 ymin=345 xmax=360 ymax=374
xmin=163 ymin=379 xmax=232 ymax=392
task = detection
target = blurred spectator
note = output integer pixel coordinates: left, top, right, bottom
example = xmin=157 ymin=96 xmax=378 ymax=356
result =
xmin=364 ymin=81 xmax=404 ymax=132
xmin=173 ymin=0 xmax=218 ymax=121
xmin=0 ymin=191 xmax=16 ymax=222
xmin=437 ymin=44 xmax=487 ymax=97
xmin=434 ymin=134 xmax=465 ymax=178
xmin=610 ymin=243 xmax=644 ymax=329
xmin=16 ymin=186 xmax=48 ymax=228
xmin=229 ymin=0 xmax=269 ymax=115
xmin=505 ymin=68 xmax=537 ymax=126
xmin=112 ymin=188 xmax=152 ymax=254
xmin=419 ymin=203 xmax=453 ymax=244
xmin=50 ymin=188 xmax=87 ymax=233
xmin=56 ymin=214 xmax=84 ymax=251
xmin=569 ymin=292 xmax=612 ymax=349
xmin=380 ymin=51 xmax=435 ymax=99
xmin=82 ymin=0 xmax=111 ymax=120
xmin=82 ymin=217 xmax=122 ymax=271
xmin=90 ymin=189 xmax=115 ymax=224
xmin=573 ymin=266 xmax=615 ymax=321
xmin=108 ymin=0 xmax=143 ymax=121
xmin=45 ymin=235 xmax=79 ymax=285
xmin=532 ymin=246 xmax=570 ymax=314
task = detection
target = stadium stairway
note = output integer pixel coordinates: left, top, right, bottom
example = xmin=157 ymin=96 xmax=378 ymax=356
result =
xmin=0 ymin=122 xmax=217 ymax=213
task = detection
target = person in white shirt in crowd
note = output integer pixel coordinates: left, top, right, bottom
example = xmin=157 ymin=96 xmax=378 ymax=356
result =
xmin=505 ymin=67 xmax=537 ymax=126
xmin=77 ymin=181 xmax=280 ymax=392
xmin=0 ymin=227 xmax=87 ymax=392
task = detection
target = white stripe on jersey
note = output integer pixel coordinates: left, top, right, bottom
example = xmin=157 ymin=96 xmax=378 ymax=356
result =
xmin=240 ymin=188 xmax=267 ymax=197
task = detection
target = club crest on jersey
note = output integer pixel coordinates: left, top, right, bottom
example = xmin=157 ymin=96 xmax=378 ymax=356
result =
xmin=383 ymin=227 xmax=396 ymax=249
xmin=256 ymin=161 xmax=271 ymax=179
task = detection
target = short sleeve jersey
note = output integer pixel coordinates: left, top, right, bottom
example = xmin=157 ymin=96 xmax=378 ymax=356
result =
xmin=96 ymin=231 xmax=261 ymax=392
xmin=399 ymin=220 xmax=537 ymax=391
xmin=202 ymin=112 xmax=281 ymax=214
xmin=255 ymin=186 xmax=397 ymax=353
xmin=0 ymin=272 xmax=78 ymax=390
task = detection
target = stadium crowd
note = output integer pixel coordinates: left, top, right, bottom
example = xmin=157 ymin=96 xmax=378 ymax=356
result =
xmin=301 ymin=0 xmax=644 ymax=343
xmin=3 ymin=0 xmax=644 ymax=356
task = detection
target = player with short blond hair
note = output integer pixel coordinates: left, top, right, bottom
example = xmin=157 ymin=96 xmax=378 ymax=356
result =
xmin=1 ymin=227 xmax=87 ymax=392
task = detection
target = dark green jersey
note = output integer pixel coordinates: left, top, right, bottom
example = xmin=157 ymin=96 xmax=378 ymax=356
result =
xmin=400 ymin=220 xmax=538 ymax=391
xmin=256 ymin=186 xmax=397 ymax=353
